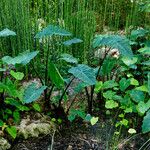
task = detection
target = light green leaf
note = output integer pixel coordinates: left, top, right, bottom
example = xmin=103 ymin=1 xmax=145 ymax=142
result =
xmin=122 ymin=57 xmax=138 ymax=66
xmin=33 ymin=103 xmax=41 ymax=112
xmin=0 ymin=28 xmax=16 ymax=37
xmin=63 ymin=38 xmax=83 ymax=46
xmin=48 ymin=62 xmax=64 ymax=88
xmin=142 ymin=110 xmax=150 ymax=133
xmin=105 ymin=100 xmax=118 ymax=109
xmin=135 ymin=85 xmax=148 ymax=92
xmin=2 ymin=51 xmax=39 ymax=65
xmin=94 ymin=81 xmax=103 ymax=93
xmin=23 ymin=83 xmax=47 ymax=104
xmin=124 ymin=107 xmax=133 ymax=113
xmin=130 ymin=78 xmax=139 ymax=86
xmin=6 ymin=126 xmax=17 ymax=139
xmin=128 ymin=128 xmax=136 ymax=134
xmin=90 ymin=117 xmax=99 ymax=126
xmin=102 ymin=80 xmax=118 ymax=89
xmin=138 ymin=47 xmax=150 ymax=55
xmin=10 ymin=70 xmax=24 ymax=80
xmin=60 ymin=53 xmax=78 ymax=64
xmin=137 ymin=101 xmax=150 ymax=115
xmin=35 ymin=25 xmax=72 ymax=38
xmin=68 ymin=64 xmax=96 ymax=85
xmin=103 ymin=90 xmax=116 ymax=99
xmin=120 ymin=119 xmax=128 ymax=126
xmin=93 ymin=35 xmax=133 ymax=58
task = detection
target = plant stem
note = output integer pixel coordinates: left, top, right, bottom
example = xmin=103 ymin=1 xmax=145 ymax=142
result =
xmin=59 ymin=76 xmax=75 ymax=107
xmin=89 ymin=47 xmax=111 ymax=114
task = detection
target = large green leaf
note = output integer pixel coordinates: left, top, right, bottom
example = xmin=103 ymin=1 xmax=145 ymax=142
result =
xmin=2 ymin=51 xmax=39 ymax=65
xmin=0 ymin=28 xmax=16 ymax=37
xmin=68 ymin=64 xmax=96 ymax=85
xmin=119 ymin=78 xmax=131 ymax=91
xmin=63 ymin=38 xmax=83 ymax=46
xmin=35 ymin=25 xmax=72 ymax=38
xmin=60 ymin=53 xmax=78 ymax=64
xmin=23 ymin=83 xmax=47 ymax=104
xmin=48 ymin=62 xmax=64 ymax=88
xmin=93 ymin=35 xmax=133 ymax=58
xmin=130 ymin=29 xmax=149 ymax=40
xmin=142 ymin=110 xmax=150 ymax=133
xmin=130 ymin=90 xmax=145 ymax=103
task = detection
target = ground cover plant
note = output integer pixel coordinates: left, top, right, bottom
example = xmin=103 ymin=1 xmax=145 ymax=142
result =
xmin=0 ymin=0 xmax=150 ymax=150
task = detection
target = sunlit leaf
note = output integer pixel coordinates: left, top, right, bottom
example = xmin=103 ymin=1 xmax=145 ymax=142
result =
xmin=90 ymin=117 xmax=99 ymax=125
xmin=10 ymin=70 xmax=24 ymax=80
xmin=105 ymin=100 xmax=118 ymax=109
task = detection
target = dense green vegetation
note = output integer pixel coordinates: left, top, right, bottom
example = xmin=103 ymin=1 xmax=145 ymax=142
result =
xmin=0 ymin=0 xmax=150 ymax=149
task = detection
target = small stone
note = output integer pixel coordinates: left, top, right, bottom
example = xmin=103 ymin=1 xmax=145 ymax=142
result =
xmin=67 ymin=145 xmax=73 ymax=150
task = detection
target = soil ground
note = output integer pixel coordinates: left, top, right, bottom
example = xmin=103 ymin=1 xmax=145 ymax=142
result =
xmin=11 ymin=120 xmax=149 ymax=150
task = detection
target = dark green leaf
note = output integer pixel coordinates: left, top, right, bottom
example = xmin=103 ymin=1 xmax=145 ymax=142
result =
xmin=130 ymin=90 xmax=145 ymax=103
xmin=60 ymin=53 xmax=78 ymax=64
xmin=93 ymin=35 xmax=133 ymax=58
xmin=119 ymin=78 xmax=130 ymax=91
xmin=142 ymin=110 xmax=150 ymax=133
xmin=35 ymin=25 xmax=72 ymax=38
xmin=2 ymin=51 xmax=39 ymax=65
xmin=68 ymin=64 xmax=96 ymax=85
xmin=23 ymin=83 xmax=47 ymax=104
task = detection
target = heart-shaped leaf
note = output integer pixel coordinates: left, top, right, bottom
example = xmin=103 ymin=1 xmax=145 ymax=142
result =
xmin=10 ymin=70 xmax=24 ymax=80
xmin=6 ymin=126 xmax=17 ymax=139
xmin=90 ymin=117 xmax=99 ymax=125
xmin=23 ymin=83 xmax=47 ymax=104
xmin=35 ymin=25 xmax=72 ymax=38
xmin=105 ymin=100 xmax=118 ymax=109
xmin=68 ymin=64 xmax=96 ymax=85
